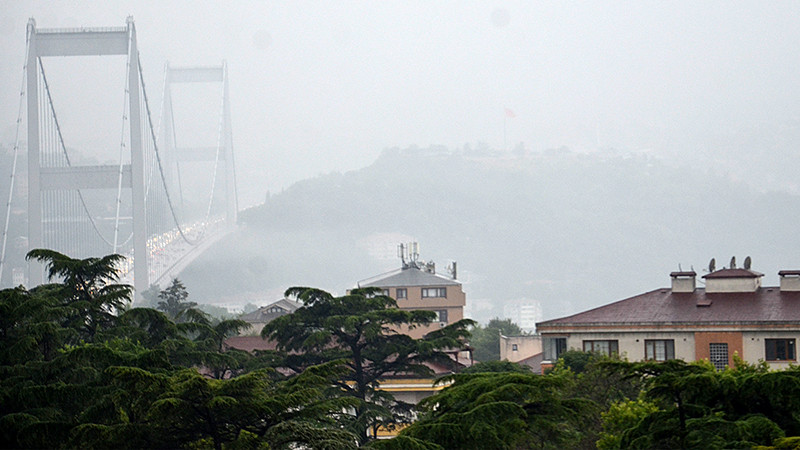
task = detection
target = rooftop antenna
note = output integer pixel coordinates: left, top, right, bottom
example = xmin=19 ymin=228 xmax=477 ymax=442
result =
xmin=398 ymin=241 xmax=421 ymax=269
xmin=709 ymin=258 xmax=716 ymax=273
xmin=446 ymin=261 xmax=457 ymax=280
xmin=730 ymin=256 xmax=737 ymax=269
xmin=397 ymin=243 xmax=407 ymax=268
xmin=744 ymin=256 xmax=752 ymax=270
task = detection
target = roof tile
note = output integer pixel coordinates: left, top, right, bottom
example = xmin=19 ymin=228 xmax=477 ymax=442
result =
xmin=537 ymin=287 xmax=800 ymax=328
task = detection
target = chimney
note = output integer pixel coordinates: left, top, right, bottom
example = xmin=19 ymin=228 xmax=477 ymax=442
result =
xmin=779 ymin=270 xmax=800 ymax=292
xmin=670 ymin=271 xmax=696 ymax=293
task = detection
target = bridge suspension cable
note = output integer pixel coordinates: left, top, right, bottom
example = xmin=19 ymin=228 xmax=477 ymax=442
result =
xmin=0 ymin=42 xmax=30 ymax=282
xmin=38 ymin=58 xmax=120 ymax=249
xmin=138 ymin=54 xmax=204 ymax=246
xmin=2 ymin=17 xmax=237 ymax=293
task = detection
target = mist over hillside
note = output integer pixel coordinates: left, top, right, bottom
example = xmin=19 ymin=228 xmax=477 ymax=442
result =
xmin=180 ymin=145 xmax=800 ymax=324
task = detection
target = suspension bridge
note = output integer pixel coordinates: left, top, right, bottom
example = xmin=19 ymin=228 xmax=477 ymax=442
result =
xmin=0 ymin=17 xmax=239 ymax=299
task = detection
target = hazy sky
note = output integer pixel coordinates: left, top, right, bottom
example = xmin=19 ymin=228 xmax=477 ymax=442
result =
xmin=2 ymin=1 xmax=800 ymax=207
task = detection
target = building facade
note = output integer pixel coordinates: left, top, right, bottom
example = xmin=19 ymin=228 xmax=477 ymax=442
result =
xmin=357 ymin=256 xmax=465 ymax=340
xmin=537 ymin=266 xmax=800 ymax=372
xmin=238 ymin=298 xmax=301 ymax=335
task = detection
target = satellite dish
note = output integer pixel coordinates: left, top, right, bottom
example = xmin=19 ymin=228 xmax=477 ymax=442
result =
xmin=730 ymin=256 xmax=736 ymax=269
xmin=709 ymin=258 xmax=716 ymax=272
xmin=744 ymin=256 xmax=752 ymax=270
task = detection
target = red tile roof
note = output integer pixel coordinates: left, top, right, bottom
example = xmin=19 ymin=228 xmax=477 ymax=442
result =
xmin=224 ymin=336 xmax=279 ymax=352
xmin=537 ymin=287 xmax=800 ymax=328
xmin=517 ymin=352 xmax=544 ymax=374
xmin=702 ymin=268 xmax=763 ymax=279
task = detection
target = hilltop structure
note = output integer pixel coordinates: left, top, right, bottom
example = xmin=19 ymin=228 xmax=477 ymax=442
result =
xmin=537 ymin=258 xmax=800 ymax=372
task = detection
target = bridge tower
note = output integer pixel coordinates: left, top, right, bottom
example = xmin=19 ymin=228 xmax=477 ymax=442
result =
xmin=160 ymin=63 xmax=237 ymax=228
xmin=25 ymin=17 xmax=149 ymax=294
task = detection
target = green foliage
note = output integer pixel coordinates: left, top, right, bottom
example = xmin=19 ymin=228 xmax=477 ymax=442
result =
xmin=155 ymin=278 xmax=197 ymax=321
xmin=759 ymin=436 xmax=800 ymax=449
xmin=552 ymin=349 xmax=596 ymax=374
xmin=366 ymin=435 xmax=443 ymax=449
xmin=263 ymin=286 xmax=474 ymax=444
xmin=545 ymin=351 xmax=643 ymax=448
xmin=603 ymin=359 xmax=800 ymax=449
xmin=402 ymin=371 xmax=591 ymax=449
xmin=14 ymin=251 xmax=800 ymax=449
xmin=461 ymin=360 xmax=532 ymax=374
xmin=597 ymin=398 xmax=659 ymax=449
xmin=0 ymin=256 xmax=357 ymax=449
xmin=469 ymin=317 xmax=523 ymax=362
xmin=26 ymin=249 xmax=133 ymax=342
xmin=138 ymin=283 xmax=161 ymax=308
xmin=197 ymin=303 xmax=237 ymax=321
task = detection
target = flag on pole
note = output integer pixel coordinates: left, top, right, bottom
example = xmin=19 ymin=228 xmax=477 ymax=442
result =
xmin=504 ymin=107 xmax=516 ymax=118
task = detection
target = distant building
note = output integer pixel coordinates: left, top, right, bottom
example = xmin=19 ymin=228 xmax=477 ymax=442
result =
xmin=356 ymin=243 xmax=465 ymax=339
xmin=500 ymin=334 xmax=543 ymax=373
xmin=502 ymin=299 xmax=543 ymax=332
xmin=238 ymin=298 xmax=301 ymax=335
xmin=537 ymin=261 xmax=800 ymax=372
xmin=227 ymin=244 xmax=471 ymax=440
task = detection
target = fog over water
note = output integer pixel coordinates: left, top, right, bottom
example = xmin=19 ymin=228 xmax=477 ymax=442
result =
xmin=2 ymin=2 xmax=800 ymax=320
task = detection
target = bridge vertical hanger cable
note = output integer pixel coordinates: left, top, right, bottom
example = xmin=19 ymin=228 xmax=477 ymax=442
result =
xmin=200 ymin=64 xmax=227 ymax=232
xmin=0 ymin=43 xmax=30 ymax=281
xmin=136 ymin=54 xmax=201 ymax=246
xmin=37 ymin=58 xmax=117 ymax=248
xmin=226 ymin=62 xmax=240 ymax=219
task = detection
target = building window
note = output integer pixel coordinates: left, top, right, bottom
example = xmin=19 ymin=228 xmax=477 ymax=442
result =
xmin=512 ymin=344 xmax=519 ymax=351
xmin=645 ymin=340 xmax=675 ymax=361
xmin=434 ymin=309 xmax=448 ymax=323
xmin=709 ymin=343 xmax=729 ymax=370
xmin=422 ymin=287 xmax=447 ymax=298
xmin=765 ymin=339 xmax=796 ymax=361
xmin=381 ymin=289 xmax=390 ymax=296
xmin=543 ymin=337 xmax=567 ymax=361
xmin=396 ymin=288 xmax=407 ymax=299
xmin=583 ymin=340 xmax=619 ymax=357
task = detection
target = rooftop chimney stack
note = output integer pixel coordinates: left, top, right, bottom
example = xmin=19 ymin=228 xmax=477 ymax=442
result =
xmin=670 ymin=271 xmax=697 ymax=293
xmin=779 ymin=270 xmax=800 ymax=292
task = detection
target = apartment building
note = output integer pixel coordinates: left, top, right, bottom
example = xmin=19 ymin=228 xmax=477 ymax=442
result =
xmin=537 ymin=262 xmax=800 ymax=372
xmin=357 ymin=245 xmax=465 ymax=339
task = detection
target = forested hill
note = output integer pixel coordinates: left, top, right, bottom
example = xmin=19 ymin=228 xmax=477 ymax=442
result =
xmin=181 ymin=146 xmax=800 ymax=322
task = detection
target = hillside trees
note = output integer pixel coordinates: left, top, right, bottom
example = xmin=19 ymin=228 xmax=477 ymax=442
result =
xmin=262 ymin=286 xmax=474 ymax=444
xmin=469 ymin=317 xmax=524 ymax=361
